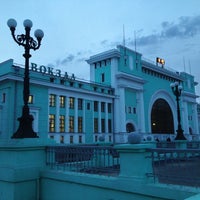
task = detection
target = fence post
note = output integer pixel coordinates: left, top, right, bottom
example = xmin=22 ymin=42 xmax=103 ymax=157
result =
xmin=115 ymin=143 xmax=154 ymax=182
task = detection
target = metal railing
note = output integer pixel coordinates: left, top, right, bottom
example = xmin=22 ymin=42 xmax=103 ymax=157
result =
xmin=156 ymin=141 xmax=200 ymax=149
xmin=147 ymin=148 xmax=200 ymax=187
xmin=46 ymin=145 xmax=120 ymax=176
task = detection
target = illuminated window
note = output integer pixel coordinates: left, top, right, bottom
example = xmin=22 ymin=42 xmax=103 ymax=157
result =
xmin=69 ymin=97 xmax=74 ymax=109
xmin=28 ymin=95 xmax=33 ymax=104
xmin=60 ymin=96 xmax=65 ymax=108
xmin=78 ymin=117 xmax=83 ymax=133
xmin=59 ymin=115 xmax=65 ymax=132
xmin=49 ymin=114 xmax=55 ymax=132
xmin=49 ymin=94 xmax=56 ymax=107
xmin=94 ymin=118 xmax=98 ymax=133
xmin=69 ymin=116 xmax=74 ymax=132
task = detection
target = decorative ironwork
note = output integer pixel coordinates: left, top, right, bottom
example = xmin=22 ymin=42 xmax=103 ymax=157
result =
xmin=170 ymin=82 xmax=187 ymax=140
xmin=7 ymin=18 xmax=44 ymax=138
xmin=46 ymin=145 xmax=120 ymax=176
xmin=147 ymin=148 xmax=200 ymax=187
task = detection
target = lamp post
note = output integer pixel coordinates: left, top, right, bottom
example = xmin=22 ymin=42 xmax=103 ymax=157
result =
xmin=170 ymin=81 xmax=187 ymax=140
xmin=7 ymin=18 xmax=44 ymax=138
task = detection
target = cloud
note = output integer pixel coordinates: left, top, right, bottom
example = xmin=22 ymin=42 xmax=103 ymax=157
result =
xmin=136 ymin=15 xmax=200 ymax=46
xmin=99 ymin=15 xmax=200 ymax=48
xmin=161 ymin=15 xmax=200 ymax=38
xmin=47 ymin=50 xmax=92 ymax=68
xmin=60 ymin=54 xmax=75 ymax=65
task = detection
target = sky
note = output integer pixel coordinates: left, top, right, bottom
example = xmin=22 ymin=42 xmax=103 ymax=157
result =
xmin=1 ymin=0 xmax=200 ymax=99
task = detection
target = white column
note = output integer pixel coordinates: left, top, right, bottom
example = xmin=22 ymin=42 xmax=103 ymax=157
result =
xmin=192 ymin=103 xmax=199 ymax=134
xmin=113 ymin=96 xmax=120 ymax=134
xmin=118 ymin=87 xmax=126 ymax=132
xmin=136 ymin=90 xmax=145 ymax=133
xmin=182 ymin=101 xmax=189 ymax=134
xmin=105 ymin=102 xmax=108 ymax=133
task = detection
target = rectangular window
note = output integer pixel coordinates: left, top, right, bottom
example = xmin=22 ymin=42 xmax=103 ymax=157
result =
xmin=79 ymin=135 xmax=82 ymax=144
xmin=2 ymin=93 xmax=6 ymax=103
xmin=60 ymin=79 xmax=65 ymax=85
xmin=95 ymin=135 xmax=98 ymax=142
xmin=101 ymin=119 xmax=105 ymax=133
xmin=60 ymin=96 xmax=65 ymax=108
xmin=101 ymin=102 xmax=105 ymax=112
xmin=69 ymin=97 xmax=74 ymax=109
xmin=87 ymin=103 xmax=90 ymax=110
xmin=28 ymin=95 xmax=33 ymax=104
xmin=109 ymin=135 xmax=112 ymax=142
xmin=70 ymin=135 xmax=73 ymax=144
xmin=49 ymin=114 xmax=55 ymax=132
xmin=78 ymin=117 xmax=83 ymax=133
xmin=69 ymin=116 xmax=74 ymax=132
xmin=59 ymin=115 xmax=65 ymax=132
xmin=108 ymin=103 xmax=112 ymax=113
xmin=50 ymin=135 xmax=54 ymax=140
xmin=49 ymin=94 xmax=56 ymax=107
xmin=101 ymin=73 xmax=105 ymax=82
xmin=60 ymin=135 xmax=64 ymax=143
xmin=78 ymin=98 xmax=83 ymax=110
xmin=94 ymin=118 xmax=98 ymax=133
xmin=94 ymin=101 xmax=98 ymax=112
xmin=108 ymin=119 xmax=112 ymax=133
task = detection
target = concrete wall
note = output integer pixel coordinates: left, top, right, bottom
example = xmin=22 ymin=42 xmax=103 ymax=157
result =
xmin=0 ymin=140 xmax=200 ymax=200
xmin=40 ymin=143 xmax=200 ymax=200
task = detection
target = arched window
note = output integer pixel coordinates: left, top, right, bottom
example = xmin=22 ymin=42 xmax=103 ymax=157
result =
xmin=126 ymin=123 xmax=135 ymax=133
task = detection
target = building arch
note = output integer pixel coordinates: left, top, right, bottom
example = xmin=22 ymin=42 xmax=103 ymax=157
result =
xmin=148 ymin=90 xmax=176 ymax=134
xmin=151 ymin=98 xmax=174 ymax=133
xmin=126 ymin=120 xmax=137 ymax=133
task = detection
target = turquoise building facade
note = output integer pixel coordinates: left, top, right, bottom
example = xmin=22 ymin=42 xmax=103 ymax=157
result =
xmin=0 ymin=45 xmax=199 ymax=143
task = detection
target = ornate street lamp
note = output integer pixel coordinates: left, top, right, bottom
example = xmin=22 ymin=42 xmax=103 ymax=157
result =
xmin=7 ymin=18 xmax=44 ymax=138
xmin=170 ymin=81 xmax=187 ymax=140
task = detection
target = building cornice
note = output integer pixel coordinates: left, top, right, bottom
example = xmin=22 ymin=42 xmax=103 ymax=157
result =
xmin=182 ymin=91 xmax=199 ymax=99
xmin=141 ymin=60 xmax=184 ymax=81
xmin=116 ymin=72 xmax=146 ymax=84
xmin=1 ymin=74 xmax=115 ymax=100
xmin=86 ymin=49 xmax=120 ymax=64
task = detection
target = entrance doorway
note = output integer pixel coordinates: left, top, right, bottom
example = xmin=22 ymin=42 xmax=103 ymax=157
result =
xmin=151 ymin=98 xmax=174 ymax=134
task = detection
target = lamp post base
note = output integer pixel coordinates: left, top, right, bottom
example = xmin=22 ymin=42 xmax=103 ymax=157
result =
xmin=11 ymin=114 xmax=38 ymax=139
xmin=175 ymin=128 xmax=187 ymax=140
